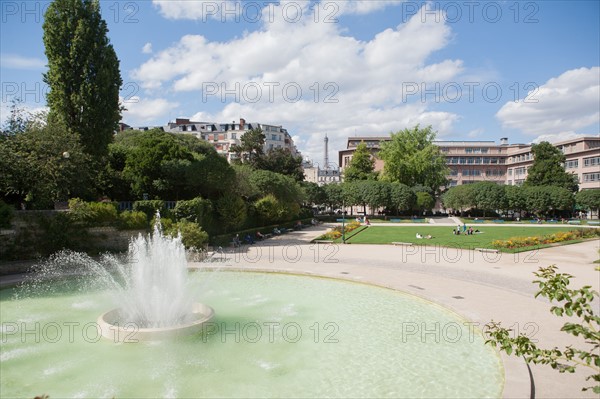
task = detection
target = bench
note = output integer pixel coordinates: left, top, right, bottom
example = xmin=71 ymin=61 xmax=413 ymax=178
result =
xmin=492 ymin=219 xmax=505 ymax=223
xmin=588 ymin=221 xmax=600 ymax=226
xmin=475 ymin=248 xmax=500 ymax=253
xmin=568 ymin=220 xmax=582 ymax=224
xmin=390 ymin=218 xmax=402 ymax=222
xmin=473 ymin=219 xmax=485 ymax=223
xmin=392 ymin=242 xmax=414 ymax=246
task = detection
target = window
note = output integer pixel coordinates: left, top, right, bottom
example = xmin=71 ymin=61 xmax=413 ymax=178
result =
xmin=565 ymin=159 xmax=578 ymax=169
xmin=449 ymin=169 xmax=458 ymax=176
xmin=271 ymin=134 xmax=277 ymax=140
xmin=515 ymin=167 xmax=527 ymax=176
xmin=231 ymin=133 xmax=237 ymax=140
xmin=583 ymin=173 xmax=600 ymax=182
xmin=462 ymin=170 xmax=481 ymax=176
xmin=583 ymin=157 xmax=600 ymax=167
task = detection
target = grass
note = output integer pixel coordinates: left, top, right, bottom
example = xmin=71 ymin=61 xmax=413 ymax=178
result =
xmin=337 ymin=225 xmax=588 ymax=252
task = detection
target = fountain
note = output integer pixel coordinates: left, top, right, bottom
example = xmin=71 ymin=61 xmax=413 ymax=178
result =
xmin=95 ymin=219 xmax=214 ymax=342
xmin=0 ymin=218 xmax=505 ymax=397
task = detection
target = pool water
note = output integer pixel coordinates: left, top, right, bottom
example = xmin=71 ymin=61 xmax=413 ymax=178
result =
xmin=0 ymin=272 xmax=503 ymax=398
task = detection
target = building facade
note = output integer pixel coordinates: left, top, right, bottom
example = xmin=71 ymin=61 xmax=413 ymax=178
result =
xmin=121 ymin=118 xmax=300 ymax=163
xmin=339 ymin=136 xmax=600 ymax=190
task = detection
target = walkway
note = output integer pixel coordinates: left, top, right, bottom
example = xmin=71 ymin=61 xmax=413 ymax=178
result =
xmin=191 ymin=225 xmax=600 ymax=399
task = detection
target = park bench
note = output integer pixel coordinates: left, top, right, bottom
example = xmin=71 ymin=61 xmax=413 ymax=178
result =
xmin=568 ymin=220 xmax=582 ymax=224
xmin=473 ymin=219 xmax=485 ymax=223
xmin=390 ymin=218 xmax=402 ymax=222
xmin=492 ymin=219 xmax=505 ymax=223
xmin=588 ymin=221 xmax=599 ymax=226
xmin=475 ymin=248 xmax=499 ymax=253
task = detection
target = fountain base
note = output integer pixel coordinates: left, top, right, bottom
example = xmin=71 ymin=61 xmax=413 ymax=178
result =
xmin=97 ymin=303 xmax=215 ymax=342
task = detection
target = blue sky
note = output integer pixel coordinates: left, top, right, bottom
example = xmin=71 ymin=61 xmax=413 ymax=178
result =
xmin=1 ymin=0 xmax=599 ymax=164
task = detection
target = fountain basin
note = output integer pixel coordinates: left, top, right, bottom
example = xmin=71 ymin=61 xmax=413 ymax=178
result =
xmin=97 ymin=302 xmax=214 ymax=342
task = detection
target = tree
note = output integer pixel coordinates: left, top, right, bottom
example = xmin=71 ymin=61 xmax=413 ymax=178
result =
xmin=485 ymin=265 xmax=599 ymax=393
xmin=576 ymin=190 xmax=600 ymax=218
xmin=472 ymin=182 xmax=507 ymax=216
xmin=379 ymin=125 xmax=449 ymax=193
xmin=302 ymin=182 xmax=326 ymax=206
xmin=323 ymin=184 xmax=344 ymax=211
xmin=215 ymin=195 xmax=247 ymax=233
xmin=504 ymin=185 xmax=525 ymax=217
xmin=523 ymin=186 xmax=574 ymax=217
xmin=442 ymin=185 xmax=474 ymax=216
xmin=414 ymin=192 xmax=435 ymax=214
xmin=256 ymin=147 xmax=305 ymax=181
xmin=388 ymin=182 xmax=415 ymax=214
xmin=230 ymin=128 xmax=265 ymax=165
xmin=525 ymin=141 xmax=579 ymax=192
xmin=43 ymin=0 xmax=122 ymax=159
xmin=344 ymin=142 xmax=376 ymax=181
xmin=0 ymin=124 xmax=91 ymax=208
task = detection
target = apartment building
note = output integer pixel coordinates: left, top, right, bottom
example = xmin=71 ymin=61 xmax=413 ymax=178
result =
xmin=121 ymin=118 xmax=300 ymax=163
xmin=338 ymin=136 xmax=600 ymax=190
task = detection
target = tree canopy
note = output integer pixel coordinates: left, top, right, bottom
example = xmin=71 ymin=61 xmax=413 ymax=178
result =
xmin=344 ymin=142 xmax=376 ymax=181
xmin=43 ymin=0 xmax=122 ymax=159
xmin=378 ymin=125 xmax=449 ymax=193
xmin=525 ymin=141 xmax=579 ymax=192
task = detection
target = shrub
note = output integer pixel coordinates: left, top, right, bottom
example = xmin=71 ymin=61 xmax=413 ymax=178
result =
xmin=162 ymin=219 xmax=208 ymax=251
xmin=119 ymin=211 xmax=148 ymax=230
xmin=492 ymin=229 xmax=599 ymax=249
xmin=0 ymin=200 xmax=14 ymax=229
xmin=173 ymin=197 xmax=214 ymax=231
xmin=68 ymin=198 xmax=118 ymax=226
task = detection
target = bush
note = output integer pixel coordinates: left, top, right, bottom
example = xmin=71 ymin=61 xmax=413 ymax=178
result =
xmin=119 ymin=211 xmax=148 ymax=230
xmin=173 ymin=197 xmax=214 ymax=231
xmin=0 ymin=200 xmax=14 ymax=228
xmin=492 ymin=229 xmax=599 ymax=249
xmin=162 ymin=219 xmax=208 ymax=251
xmin=133 ymin=200 xmax=166 ymax=220
xmin=68 ymin=198 xmax=118 ymax=226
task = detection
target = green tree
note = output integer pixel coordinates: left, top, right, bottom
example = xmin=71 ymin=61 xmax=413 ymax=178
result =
xmin=524 ymin=141 xmax=579 ymax=192
xmin=323 ymin=183 xmax=344 ymax=211
xmin=505 ymin=185 xmax=525 ymax=217
xmin=523 ymin=186 xmax=574 ymax=217
xmin=414 ymin=192 xmax=435 ymax=213
xmin=442 ymin=185 xmax=474 ymax=216
xmin=254 ymin=194 xmax=287 ymax=224
xmin=472 ymin=182 xmax=507 ymax=216
xmin=215 ymin=195 xmax=247 ymax=232
xmin=344 ymin=142 xmax=376 ymax=182
xmin=0 ymin=124 xmax=91 ymax=208
xmin=576 ymin=190 xmax=600 ymax=218
xmin=389 ymin=182 xmax=416 ymax=214
xmin=249 ymin=170 xmax=304 ymax=205
xmin=256 ymin=148 xmax=304 ymax=181
xmin=379 ymin=125 xmax=449 ymax=193
xmin=485 ymin=265 xmax=599 ymax=393
xmin=230 ymin=128 xmax=265 ymax=165
xmin=43 ymin=0 xmax=122 ymax=159
xmin=302 ymin=182 xmax=326 ymax=206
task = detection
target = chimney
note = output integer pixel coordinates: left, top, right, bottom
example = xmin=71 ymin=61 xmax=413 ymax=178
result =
xmin=175 ymin=118 xmax=190 ymax=125
xmin=240 ymin=118 xmax=246 ymax=130
xmin=500 ymin=137 xmax=508 ymax=145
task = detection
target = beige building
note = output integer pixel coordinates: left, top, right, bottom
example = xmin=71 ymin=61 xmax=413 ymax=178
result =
xmin=164 ymin=118 xmax=300 ymax=163
xmin=338 ymin=136 xmax=600 ymax=190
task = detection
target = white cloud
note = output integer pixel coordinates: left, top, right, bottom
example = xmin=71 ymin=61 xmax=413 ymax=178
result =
xmin=532 ymin=132 xmax=595 ymax=144
xmin=133 ymin=3 xmax=464 ymax=162
xmin=152 ymin=0 xmax=240 ymax=21
xmin=1 ymin=54 xmax=46 ymax=70
xmin=142 ymin=43 xmax=153 ymax=54
xmin=121 ymin=97 xmax=179 ymax=124
xmin=496 ymin=67 xmax=600 ymax=136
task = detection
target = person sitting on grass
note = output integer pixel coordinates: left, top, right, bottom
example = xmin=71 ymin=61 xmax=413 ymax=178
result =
xmin=416 ymin=233 xmax=423 ymax=239
xmin=273 ymin=227 xmax=281 ymax=235
xmin=426 ymin=234 xmax=433 ymax=239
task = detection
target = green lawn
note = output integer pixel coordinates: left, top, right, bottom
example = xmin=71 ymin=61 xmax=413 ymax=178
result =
xmin=339 ymin=225 xmax=586 ymax=252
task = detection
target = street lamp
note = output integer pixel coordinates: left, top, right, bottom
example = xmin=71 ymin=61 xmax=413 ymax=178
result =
xmin=342 ymin=199 xmax=346 ymax=244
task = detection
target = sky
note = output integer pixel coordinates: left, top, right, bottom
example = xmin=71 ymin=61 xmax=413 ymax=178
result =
xmin=1 ymin=0 xmax=599 ymax=165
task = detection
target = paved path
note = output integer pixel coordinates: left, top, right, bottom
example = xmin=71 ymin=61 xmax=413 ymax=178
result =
xmin=191 ymin=225 xmax=600 ymax=399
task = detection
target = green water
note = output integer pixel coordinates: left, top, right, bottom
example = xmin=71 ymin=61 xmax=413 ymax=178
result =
xmin=0 ymin=272 xmax=503 ymax=398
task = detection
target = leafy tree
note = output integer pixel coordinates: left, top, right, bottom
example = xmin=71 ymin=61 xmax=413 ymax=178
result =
xmin=1 ymin=98 xmax=46 ymax=136
xmin=256 ymin=148 xmax=305 ymax=181
xmin=344 ymin=142 xmax=376 ymax=182
xmin=414 ymin=192 xmax=435 ymax=213
xmin=230 ymin=128 xmax=265 ymax=164
xmin=302 ymin=182 xmax=326 ymax=206
xmin=523 ymin=186 xmax=574 ymax=217
xmin=173 ymin=197 xmax=214 ymax=233
xmin=43 ymin=0 xmax=122 ymax=159
xmin=232 ymin=164 xmax=259 ymax=199
xmin=379 ymin=125 xmax=449 ymax=193
xmin=323 ymin=183 xmax=344 ymax=211
xmin=524 ymin=141 xmax=579 ymax=192
xmin=504 ymin=185 xmax=525 ymax=216
xmin=472 ymin=182 xmax=507 ymax=216
xmin=254 ymin=194 xmax=287 ymax=224
xmin=0 ymin=124 xmax=91 ymax=208
xmin=485 ymin=265 xmax=599 ymax=393
xmin=249 ymin=170 xmax=304 ymax=205
xmin=389 ymin=182 xmax=416 ymax=214
xmin=215 ymin=195 xmax=247 ymax=232
xmin=442 ymin=185 xmax=474 ymax=216
xmin=576 ymin=190 xmax=600 ymax=218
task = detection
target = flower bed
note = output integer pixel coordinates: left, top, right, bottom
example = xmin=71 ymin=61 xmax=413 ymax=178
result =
xmin=315 ymin=221 xmax=362 ymax=241
xmin=492 ymin=229 xmax=599 ymax=249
